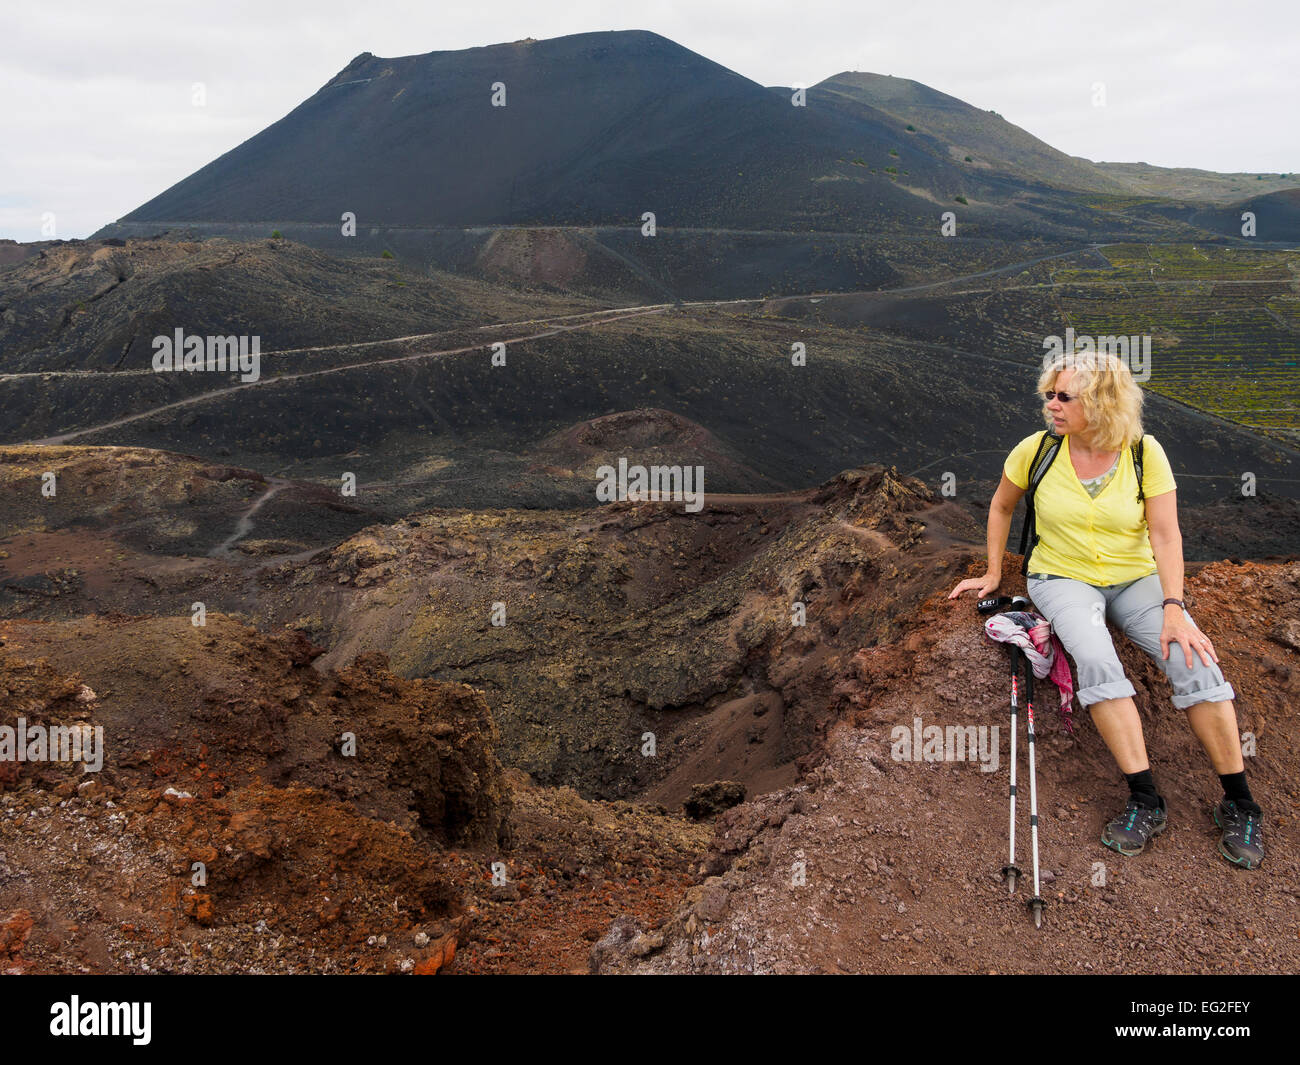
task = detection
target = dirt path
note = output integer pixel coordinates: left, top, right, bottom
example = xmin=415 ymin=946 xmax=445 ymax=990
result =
xmin=208 ymin=479 xmax=288 ymax=557
xmin=24 ymin=240 xmax=1298 ymax=473
xmin=24 ymin=306 xmax=672 ymax=446
xmin=14 ymin=246 xmax=1112 ymax=446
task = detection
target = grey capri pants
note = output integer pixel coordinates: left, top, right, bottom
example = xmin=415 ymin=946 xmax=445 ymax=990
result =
xmin=1026 ymin=573 xmax=1236 ymax=710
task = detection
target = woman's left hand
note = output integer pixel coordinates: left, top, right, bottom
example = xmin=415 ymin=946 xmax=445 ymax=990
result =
xmin=1161 ymin=611 xmax=1219 ymax=669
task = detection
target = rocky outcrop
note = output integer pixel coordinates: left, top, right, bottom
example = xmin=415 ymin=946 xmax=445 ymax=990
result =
xmin=0 ymin=614 xmax=511 ymax=848
xmin=593 ymin=560 xmax=1300 ymax=974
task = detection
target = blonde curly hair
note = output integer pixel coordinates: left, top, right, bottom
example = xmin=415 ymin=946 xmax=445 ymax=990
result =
xmin=1037 ymin=351 xmax=1144 ymax=451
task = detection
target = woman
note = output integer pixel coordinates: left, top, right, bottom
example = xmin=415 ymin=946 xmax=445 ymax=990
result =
xmin=948 ymin=352 xmax=1263 ymax=869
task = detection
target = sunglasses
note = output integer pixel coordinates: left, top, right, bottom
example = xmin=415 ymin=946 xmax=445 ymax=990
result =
xmin=1043 ymin=391 xmax=1076 ymax=403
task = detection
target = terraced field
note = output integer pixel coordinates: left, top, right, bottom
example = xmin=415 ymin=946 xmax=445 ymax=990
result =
xmin=780 ymin=242 xmax=1297 ymax=446
xmin=1046 ymin=245 xmax=1299 ymax=442
xmin=1050 ymin=243 xmax=1294 ymax=439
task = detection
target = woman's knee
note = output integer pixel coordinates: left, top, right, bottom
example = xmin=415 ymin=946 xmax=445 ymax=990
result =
xmin=1076 ymin=674 xmax=1138 ymax=707
xmin=1170 ymin=678 xmax=1236 ymax=710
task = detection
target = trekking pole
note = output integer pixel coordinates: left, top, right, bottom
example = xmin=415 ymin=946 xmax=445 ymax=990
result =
xmin=978 ymin=596 xmax=1030 ymax=894
xmin=1002 ymin=645 xmax=1022 ymax=894
xmin=1023 ymin=656 xmax=1047 ymax=929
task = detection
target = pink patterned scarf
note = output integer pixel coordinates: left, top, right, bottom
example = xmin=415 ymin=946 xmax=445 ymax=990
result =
xmin=983 ymin=610 xmax=1076 ymax=733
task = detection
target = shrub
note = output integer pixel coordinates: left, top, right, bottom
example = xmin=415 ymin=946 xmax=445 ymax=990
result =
xmin=381 ymin=249 xmax=395 ymax=259
xmin=955 ymin=195 xmax=968 ymax=204
xmin=270 ymin=230 xmax=283 ymax=239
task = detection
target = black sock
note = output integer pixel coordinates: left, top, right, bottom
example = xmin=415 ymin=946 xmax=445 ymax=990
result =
xmin=1125 ymin=769 xmax=1161 ymax=809
xmin=1219 ymin=772 xmax=1261 ymax=815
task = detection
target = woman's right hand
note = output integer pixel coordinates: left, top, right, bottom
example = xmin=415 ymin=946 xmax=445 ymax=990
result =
xmin=948 ymin=572 xmax=1001 ymax=600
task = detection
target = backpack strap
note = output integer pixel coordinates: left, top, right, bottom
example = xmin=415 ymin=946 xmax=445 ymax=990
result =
xmin=1017 ymin=433 xmax=1146 ymax=577
xmin=1017 ymin=430 xmax=1062 ymax=577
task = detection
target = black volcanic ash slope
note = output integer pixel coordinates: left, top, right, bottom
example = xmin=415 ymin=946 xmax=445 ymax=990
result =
xmin=105 ymin=29 xmax=1300 ymax=249
xmin=816 ymin=72 xmax=1127 ymax=194
xmin=118 ymin=30 xmax=1071 ymax=237
xmin=0 ymin=235 xmax=612 ymax=376
xmin=0 ymin=237 xmax=481 ymax=374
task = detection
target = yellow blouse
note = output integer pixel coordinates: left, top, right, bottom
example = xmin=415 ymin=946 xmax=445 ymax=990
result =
xmin=1004 ymin=431 xmax=1178 ymax=586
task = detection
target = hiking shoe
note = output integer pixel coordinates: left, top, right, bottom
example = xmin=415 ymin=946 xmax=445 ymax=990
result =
xmin=1102 ymin=796 xmax=1167 ymax=856
xmin=1213 ymin=799 xmax=1263 ymax=869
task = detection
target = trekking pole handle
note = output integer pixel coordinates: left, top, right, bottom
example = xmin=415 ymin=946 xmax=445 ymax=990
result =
xmin=977 ymin=595 xmax=1013 ymax=615
xmin=978 ymin=595 xmax=1033 ymax=615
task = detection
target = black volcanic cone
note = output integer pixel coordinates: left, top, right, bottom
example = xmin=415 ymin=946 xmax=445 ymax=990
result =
xmin=121 ymin=29 xmax=969 ymax=232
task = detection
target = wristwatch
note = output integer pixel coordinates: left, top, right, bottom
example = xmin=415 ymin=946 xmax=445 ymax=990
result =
xmin=1162 ymin=598 xmax=1185 ymax=609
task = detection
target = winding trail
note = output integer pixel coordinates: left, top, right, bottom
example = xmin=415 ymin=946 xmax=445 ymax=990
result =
xmin=12 ymin=236 xmax=1299 ymax=509
xmin=24 ymin=305 xmax=671 ymax=446
xmin=14 ymin=244 xmax=1112 ymax=447
xmin=208 ymin=479 xmax=288 ymax=558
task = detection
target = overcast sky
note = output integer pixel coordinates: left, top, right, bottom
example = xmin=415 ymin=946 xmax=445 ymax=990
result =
xmin=3 ymin=0 xmax=1296 ymax=242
